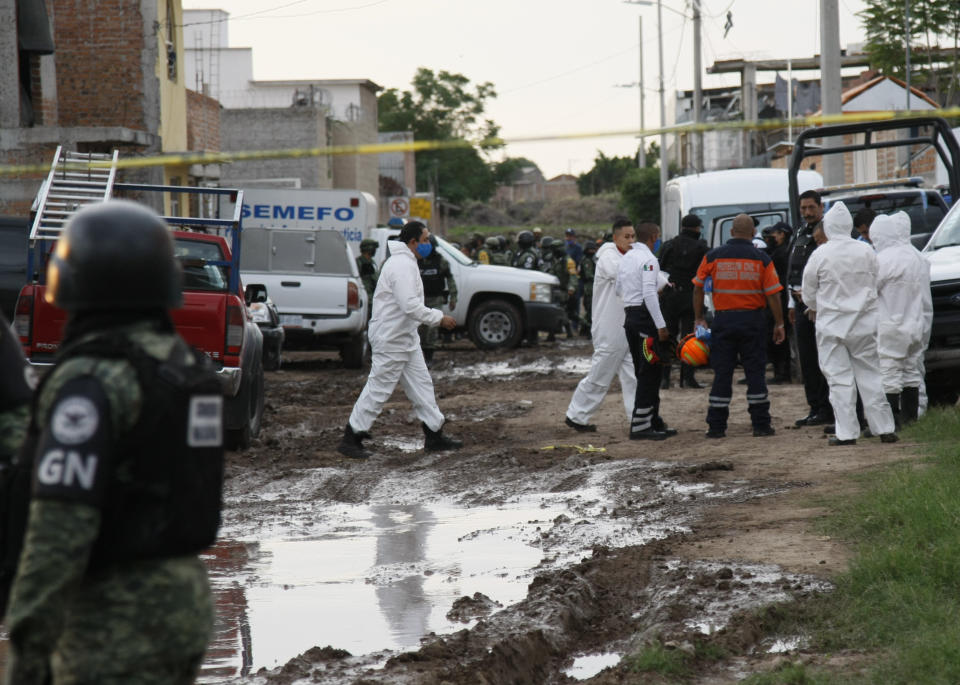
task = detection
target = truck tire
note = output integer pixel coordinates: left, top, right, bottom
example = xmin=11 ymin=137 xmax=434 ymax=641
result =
xmin=469 ymin=299 xmax=523 ymax=350
xmin=340 ymin=333 xmax=367 ymax=369
xmin=263 ymin=338 xmax=282 ymax=371
xmin=226 ymin=364 xmax=265 ymax=451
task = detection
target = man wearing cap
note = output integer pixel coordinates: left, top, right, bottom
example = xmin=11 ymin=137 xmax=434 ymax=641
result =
xmin=658 ymin=214 xmax=709 ymax=389
xmin=694 ymin=214 xmax=785 ymax=439
xmin=764 ymin=222 xmax=793 ymax=383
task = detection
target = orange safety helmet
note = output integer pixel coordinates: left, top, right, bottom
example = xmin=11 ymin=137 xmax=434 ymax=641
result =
xmin=677 ymin=333 xmax=710 ymax=367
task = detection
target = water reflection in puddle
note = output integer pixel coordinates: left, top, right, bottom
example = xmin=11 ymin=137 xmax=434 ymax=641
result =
xmin=434 ymin=357 xmax=591 ymax=380
xmin=565 ymin=652 xmax=622 ymax=680
xmin=200 ymin=498 xmax=566 ymax=681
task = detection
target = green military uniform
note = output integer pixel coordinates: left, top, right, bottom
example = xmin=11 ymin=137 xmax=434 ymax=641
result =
xmin=549 ymin=243 xmax=578 ymax=340
xmin=418 ymin=244 xmax=457 ymax=362
xmin=0 ymin=311 xmax=31 ymax=468
xmin=5 ymin=321 xmax=214 ymax=685
xmin=513 ymin=246 xmax=540 ymax=270
xmin=579 ymin=245 xmax=597 ymax=333
xmin=356 ymin=239 xmax=379 ymax=320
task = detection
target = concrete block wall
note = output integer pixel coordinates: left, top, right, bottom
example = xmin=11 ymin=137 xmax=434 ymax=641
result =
xmin=220 ymin=106 xmax=330 ymax=188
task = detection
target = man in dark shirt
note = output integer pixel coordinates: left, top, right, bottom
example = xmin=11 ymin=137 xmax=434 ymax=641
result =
xmin=764 ymin=222 xmax=793 ymax=384
xmin=786 ymin=190 xmax=833 ymax=426
xmin=658 ymin=214 xmax=709 ymax=389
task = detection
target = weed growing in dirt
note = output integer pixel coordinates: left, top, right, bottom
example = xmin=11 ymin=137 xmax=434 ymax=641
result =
xmin=741 ymin=661 xmax=815 ymax=685
xmin=623 ymin=644 xmax=690 ymax=677
xmin=778 ymin=407 xmax=960 ymax=683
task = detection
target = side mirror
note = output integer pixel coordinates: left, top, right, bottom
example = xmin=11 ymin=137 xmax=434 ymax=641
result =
xmin=245 ymin=283 xmax=268 ymax=305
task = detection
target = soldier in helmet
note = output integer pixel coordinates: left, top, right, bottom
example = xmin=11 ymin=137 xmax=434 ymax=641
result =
xmin=418 ymin=235 xmax=457 ymax=365
xmin=551 ymin=240 xmax=579 ymax=338
xmin=512 ymin=231 xmax=541 ymax=270
xmin=476 ymin=236 xmax=496 ymax=265
xmin=357 ymin=238 xmax=380 ymax=319
xmin=538 ymin=236 xmax=555 ymax=273
xmin=4 ymin=200 xmax=221 ymax=683
xmin=578 ymin=240 xmax=598 ymax=336
xmin=489 ymin=237 xmax=509 ymax=266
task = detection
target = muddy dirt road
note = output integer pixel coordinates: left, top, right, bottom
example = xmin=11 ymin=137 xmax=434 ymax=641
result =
xmin=200 ymin=339 xmax=917 ymax=684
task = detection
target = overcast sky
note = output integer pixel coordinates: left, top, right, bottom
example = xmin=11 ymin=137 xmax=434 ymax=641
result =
xmin=181 ymin=0 xmax=871 ymax=178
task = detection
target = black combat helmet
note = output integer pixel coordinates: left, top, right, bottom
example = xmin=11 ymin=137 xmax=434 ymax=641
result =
xmin=540 ymin=236 xmax=554 ymax=250
xmin=516 ymin=230 xmax=535 ymax=248
xmin=46 ymin=199 xmax=183 ymax=312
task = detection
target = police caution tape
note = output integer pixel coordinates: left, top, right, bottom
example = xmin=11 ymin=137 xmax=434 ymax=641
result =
xmin=2 ymin=107 xmax=959 ymax=177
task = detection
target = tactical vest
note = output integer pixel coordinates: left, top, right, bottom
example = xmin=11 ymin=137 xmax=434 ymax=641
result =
xmin=0 ymin=333 xmax=224 ymax=611
xmin=660 ymin=232 xmax=707 ymax=291
xmin=420 ymin=257 xmax=446 ymax=298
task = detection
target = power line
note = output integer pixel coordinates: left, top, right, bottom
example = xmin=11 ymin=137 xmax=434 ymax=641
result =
xmin=500 ymin=46 xmax=638 ymax=95
xmin=178 ymin=0 xmax=392 ymax=28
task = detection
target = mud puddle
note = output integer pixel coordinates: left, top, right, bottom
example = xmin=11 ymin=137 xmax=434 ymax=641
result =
xmin=433 ymin=356 xmax=592 ymax=380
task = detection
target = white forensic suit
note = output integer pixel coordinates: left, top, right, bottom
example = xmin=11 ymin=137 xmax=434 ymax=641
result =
xmin=348 ymin=240 xmax=446 ymax=433
xmin=566 ymin=242 xmax=638 ymax=424
xmin=871 ymin=212 xmax=932 ymax=396
xmin=801 ymin=202 xmax=896 ymax=441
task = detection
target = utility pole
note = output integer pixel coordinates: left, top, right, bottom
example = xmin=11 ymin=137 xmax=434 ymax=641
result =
xmin=658 ymin=0 xmax=667 ymax=222
xmin=819 ymin=0 xmax=843 ymax=185
xmin=692 ymin=0 xmax=703 ymax=173
xmin=905 ymin=0 xmax=911 ymax=111
xmin=638 ymin=15 xmax=646 ymax=168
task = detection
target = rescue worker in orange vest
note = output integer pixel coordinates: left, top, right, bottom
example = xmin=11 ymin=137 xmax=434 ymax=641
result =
xmin=693 ymin=214 xmax=786 ymax=439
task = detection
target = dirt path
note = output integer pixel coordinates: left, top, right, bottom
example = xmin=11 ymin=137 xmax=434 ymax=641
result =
xmin=211 ymin=339 xmax=918 ymax=684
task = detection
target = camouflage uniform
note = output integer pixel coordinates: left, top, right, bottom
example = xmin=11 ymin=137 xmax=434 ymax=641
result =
xmin=418 ymin=248 xmax=458 ymax=361
xmin=579 ymin=246 xmax=597 ymax=333
xmin=549 ymin=245 xmax=579 ymax=339
xmin=0 ymin=311 xmax=32 ymax=468
xmin=513 ymin=247 xmax=540 ymax=270
xmin=4 ymin=321 xmax=214 ymax=685
xmin=356 ymin=239 xmax=379 ymax=301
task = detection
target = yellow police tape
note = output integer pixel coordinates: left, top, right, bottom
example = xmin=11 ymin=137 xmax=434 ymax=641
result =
xmin=2 ymin=106 xmax=960 ymax=177
xmin=541 ymin=444 xmax=607 ymax=454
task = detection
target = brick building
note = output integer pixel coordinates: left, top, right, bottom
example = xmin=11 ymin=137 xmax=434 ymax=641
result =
xmin=0 ymin=0 xmax=220 ymax=219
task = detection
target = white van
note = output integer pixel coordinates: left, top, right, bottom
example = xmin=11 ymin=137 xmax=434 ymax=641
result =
xmin=662 ymin=168 xmax=824 ymax=247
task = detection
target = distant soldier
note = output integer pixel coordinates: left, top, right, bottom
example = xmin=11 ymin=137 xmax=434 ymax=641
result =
xmin=490 ymin=237 xmax=509 ymax=266
xmin=578 ymin=240 xmax=598 ymax=335
xmin=512 ymin=231 xmax=541 ymax=270
xmin=550 ymin=240 xmax=579 ymax=339
xmin=0 ymin=309 xmax=32 ymax=483
xmin=538 ymin=236 xmax=555 ymax=273
xmin=476 ymin=236 xmax=498 ymax=265
xmin=418 ymin=235 xmax=458 ymax=365
xmin=356 ymin=238 xmax=380 ymax=318
xmin=4 ymin=201 xmax=221 ymax=684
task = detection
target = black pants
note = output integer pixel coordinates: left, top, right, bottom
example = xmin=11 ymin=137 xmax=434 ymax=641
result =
xmin=660 ymin=288 xmax=695 ymax=357
xmin=794 ymin=306 xmax=831 ymax=416
xmin=624 ymin=307 xmax=663 ymax=433
xmin=707 ymin=309 xmax=771 ymax=431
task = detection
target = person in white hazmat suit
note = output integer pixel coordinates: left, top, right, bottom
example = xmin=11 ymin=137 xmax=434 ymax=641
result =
xmin=564 ymin=219 xmax=639 ymax=431
xmin=339 ymin=221 xmax=462 ymax=459
xmin=871 ymin=211 xmax=932 ymax=425
xmin=800 ymin=201 xmax=898 ymax=445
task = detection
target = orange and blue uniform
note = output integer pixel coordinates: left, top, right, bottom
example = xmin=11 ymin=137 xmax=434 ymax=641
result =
xmin=693 ymin=239 xmax=783 ymax=434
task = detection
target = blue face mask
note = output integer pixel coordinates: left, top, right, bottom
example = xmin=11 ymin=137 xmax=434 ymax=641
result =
xmin=416 ymin=242 xmax=433 ymax=258
xmin=653 ymin=238 xmax=662 ymax=253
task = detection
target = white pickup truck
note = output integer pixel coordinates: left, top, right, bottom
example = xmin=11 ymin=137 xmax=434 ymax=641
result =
xmin=371 ymin=229 xmax=565 ymax=349
xmin=239 ymin=227 xmax=368 ymax=367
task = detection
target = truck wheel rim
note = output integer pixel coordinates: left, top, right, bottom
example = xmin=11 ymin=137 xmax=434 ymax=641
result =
xmin=479 ymin=311 xmax=512 ymax=343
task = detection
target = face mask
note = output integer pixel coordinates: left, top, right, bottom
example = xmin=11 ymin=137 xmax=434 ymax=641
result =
xmin=416 ymin=242 xmax=433 ymax=258
xmin=653 ymin=238 xmax=661 ymax=253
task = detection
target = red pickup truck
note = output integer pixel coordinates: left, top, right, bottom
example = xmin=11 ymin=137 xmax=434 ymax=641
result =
xmin=15 ymin=186 xmax=265 ymax=450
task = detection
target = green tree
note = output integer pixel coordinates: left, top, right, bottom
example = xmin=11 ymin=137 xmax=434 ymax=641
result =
xmin=859 ymin=0 xmax=960 ymax=104
xmin=492 ymin=157 xmax=541 ymax=185
xmin=378 ymin=68 xmax=501 ymax=205
xmin=577 ymin=152 xmax=636 ymax=195
xmin=619 ymin=167 xmax=661 ymax=225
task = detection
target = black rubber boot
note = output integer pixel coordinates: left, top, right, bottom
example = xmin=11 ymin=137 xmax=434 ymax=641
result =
xmin=681 ymin=366 xmax=704 ymax=389
xmin=423 ymin=422 xmax=463 ymax=451
xmin=900 ymin=387 xmax=920 ymax=425
xmin=423 ymin=348 xmax=435 ymax=367
xmin=337 ymin=423 xmax=371 ymax=459
xmin=885 ymin=392 xmax=902 ymax=430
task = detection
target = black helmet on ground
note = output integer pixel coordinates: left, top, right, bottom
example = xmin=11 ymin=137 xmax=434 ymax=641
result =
xmin=46 ymin=200 xmax=182 ymax=312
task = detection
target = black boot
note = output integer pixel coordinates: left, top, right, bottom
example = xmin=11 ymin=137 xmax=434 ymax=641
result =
xmin=337 ymin=423 xmax=371 ymax=459
xmin=423 ymin=348 xmax=435 ymax=367
xmin=885 ymin=392 xmax=902 ymax=430
xmin=681 ymin=366 xmax=704 ymax=389
xmin=660 ymin=365 xmax=672 ymax=390
xmin=900 ymin=387 xmax=920 ymax=425
xmin=423 ymin=422 xmax=463 ymax=451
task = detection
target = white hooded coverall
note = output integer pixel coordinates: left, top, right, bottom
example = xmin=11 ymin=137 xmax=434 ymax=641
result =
xmin=566 ymin=242 xmax=638 ymax=424
xmin=348 ymin=240 xmax=446 ymax=433
xmin=801 ymin=201 xmax=896 ymax=441
xmin=871 ymin=211 xmax=932 ymax=395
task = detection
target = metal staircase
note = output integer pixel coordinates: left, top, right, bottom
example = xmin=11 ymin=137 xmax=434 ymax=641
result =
xmin=29 ymin=146 xmax=118 ymax=240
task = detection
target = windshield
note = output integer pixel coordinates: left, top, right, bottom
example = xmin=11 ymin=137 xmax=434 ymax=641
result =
xmin=926 ymin=202 xmax=960 ymax=250
xmin=437 ymin=236 xmax=476 ymax=265
xmin=691 ymin=202 xmax=785 ymax=240
xmin=714 ymin=212 xmax=785 ymax=246
xmin=826 ymin=191 xmax=945 ymax=236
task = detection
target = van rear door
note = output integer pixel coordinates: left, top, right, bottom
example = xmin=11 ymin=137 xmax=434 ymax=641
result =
xmin=242 ymin=228 xmax=354 ymax=324
xmin=711 ymin=211 xmax=787 ymax=247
